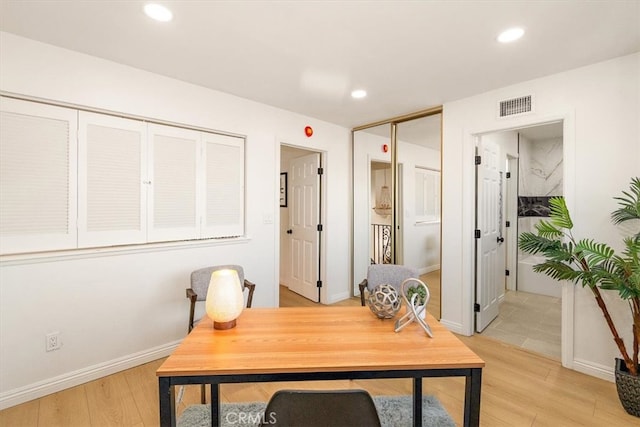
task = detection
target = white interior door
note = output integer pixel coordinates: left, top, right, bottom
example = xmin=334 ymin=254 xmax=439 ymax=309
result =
xmin=475 ymin=136 xmax=503 ymax=332
xmin=288 ymin=153 xmax=320 ymax=301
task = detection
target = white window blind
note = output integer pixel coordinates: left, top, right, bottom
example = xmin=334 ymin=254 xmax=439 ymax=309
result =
xmin=147 ymin=124 xmax=200 ymax=242
xmin=0 ymin=97 xmax=78 ymax=254
xmin=202 ymin=133 xmax=244 ymax=238
xmin=78 ymin=112 xmax=147 ymax=247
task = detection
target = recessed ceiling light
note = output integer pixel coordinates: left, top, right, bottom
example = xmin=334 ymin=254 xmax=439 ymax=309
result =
xmin=351 ymin=89 xmax=367 ymax=99
xmin=144 ymin=3 xmax=173 ymax=22
xmin=497 ymin=27 xmax=524 ymax=43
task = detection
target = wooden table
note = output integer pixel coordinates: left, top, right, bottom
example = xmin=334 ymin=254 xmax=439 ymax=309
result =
xmin=157 ymin=306 xmax=484 ymax=426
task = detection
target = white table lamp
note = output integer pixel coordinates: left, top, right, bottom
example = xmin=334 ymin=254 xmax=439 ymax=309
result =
xmin=205 ymin=269 xmax=244 ymax=330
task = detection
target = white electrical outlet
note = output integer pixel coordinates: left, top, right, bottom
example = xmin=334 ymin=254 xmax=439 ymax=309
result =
xmin=46 ymin=332 xmax=61 ymax=352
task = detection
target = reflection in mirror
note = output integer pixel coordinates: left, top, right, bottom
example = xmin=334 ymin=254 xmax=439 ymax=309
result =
xmin=397 ymin=115 xmax=441 ymax=319
xmin=353 ymin=124 xmax=392 ymax=292
xmin=353 ymin=113 xmax=442 ymax=319
xmin=371 ymin=161 xmax=392 ymax=264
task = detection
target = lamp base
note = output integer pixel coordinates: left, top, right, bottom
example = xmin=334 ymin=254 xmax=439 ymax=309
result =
xmin=213 ymin=319 xmax=236 ymax=330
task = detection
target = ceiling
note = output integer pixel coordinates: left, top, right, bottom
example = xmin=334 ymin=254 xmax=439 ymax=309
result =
xmin=1 ymin=1 xmax=639 ymax=129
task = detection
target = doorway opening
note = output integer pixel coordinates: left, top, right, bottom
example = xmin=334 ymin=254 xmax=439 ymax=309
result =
xmin=474 ymin=121 xmax=564 ymax=360
xmin=279 ymin=144 xmax=324 ymax=305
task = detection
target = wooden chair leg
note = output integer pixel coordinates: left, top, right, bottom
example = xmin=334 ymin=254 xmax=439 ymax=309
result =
xmin=200 ymin=384 xmax=206 ymax=404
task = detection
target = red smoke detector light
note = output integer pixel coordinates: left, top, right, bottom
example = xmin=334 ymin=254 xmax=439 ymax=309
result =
xmin=304 ymin=126 xmax=313 ymax=137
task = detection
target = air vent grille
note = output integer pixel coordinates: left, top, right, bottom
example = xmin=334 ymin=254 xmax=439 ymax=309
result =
xmin=499 ymin=95 xmax=532 ymax=117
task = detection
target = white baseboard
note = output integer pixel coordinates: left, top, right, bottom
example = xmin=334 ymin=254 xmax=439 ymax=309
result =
xmin=326 ymin=291 xmax=350 ymax=304
xmin=0 ymin=340 xmax=181 ymax=410
xmin=418 ymin=264 xmax=440 ymax=275
xmin=573 ymin=358 xmax=614 ymax=383
xmin=439 ymin=318 xmax=464 ymax=335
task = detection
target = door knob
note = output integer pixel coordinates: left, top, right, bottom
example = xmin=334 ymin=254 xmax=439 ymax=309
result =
xmin=286 ymin=229 xmax=293 ymax=234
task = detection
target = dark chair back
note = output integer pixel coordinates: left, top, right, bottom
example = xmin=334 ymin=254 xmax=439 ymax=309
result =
xmin=260 ymin=389 xmax=381 ymax=427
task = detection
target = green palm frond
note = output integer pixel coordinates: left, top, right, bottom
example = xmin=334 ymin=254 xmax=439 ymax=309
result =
xmin=612 ymin=177 xmax=640 ymax=225
xmin=543 ymin=241 xmax=575 ymax=262
xmin=534 ymin=219 xmax=565 ymax=239
xmin=532 ymin=261 xmax=582 ymax=283
xmin=575 ymin=239 xmax=615 ymax=267
xmin=621 ymin=235 xmax=640 ymax=260
xmin=595 ymin=258 xmax=640 ymax=298
xmin=518 ymin=232 xmax=561 ymax=255
xmin=548 ymin=197 xmax=573 ymax=230
xmin=589 ymin=235 xmax=640 ymax=297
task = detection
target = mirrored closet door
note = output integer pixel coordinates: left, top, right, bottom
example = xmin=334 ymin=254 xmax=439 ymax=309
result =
xmin=352 ymin=109 xmax=442 ymax=318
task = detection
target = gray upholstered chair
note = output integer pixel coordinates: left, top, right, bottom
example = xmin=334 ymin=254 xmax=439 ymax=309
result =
xmin=259 ymin=389 xmax=381 ymax=427
xmin=358 ymin=264 xmax=419 ymax=306
xmin=186 ymin=265 xmax=256 ymax=333
xmin=186 ymin=265 xmax=256 ymax=403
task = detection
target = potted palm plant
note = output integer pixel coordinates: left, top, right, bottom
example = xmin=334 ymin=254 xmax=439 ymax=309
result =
xmin=518 ymin=177 xmax=639 ymax=416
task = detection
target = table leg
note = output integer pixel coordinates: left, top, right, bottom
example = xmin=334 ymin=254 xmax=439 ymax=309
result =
xmin=159 ymin=377 xmax=175 ymax=427
xmin=413 ymin=377 xmax=422 ymax=427
xmin=210 ymin=383 xmax=220 ymax=427
xmin=463 ymin=368 xmax=482 ymax=427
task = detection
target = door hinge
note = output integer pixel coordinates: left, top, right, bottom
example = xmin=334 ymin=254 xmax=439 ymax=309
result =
xmin=505 ymin=269 xmax=510 ymax=276
xmin=506 ymin=220 xmax=511 ymax=227
xmin=317 ymin=280 xmax=323 ymax=288
xmin=474 ymin=303 xmax=480 ymax=312
xmin=506 ymin=172 xmax=511 ymax=179
xmin=475 ymin=155 xmax=481 ymax=165
xmin=474 ymin=229 xmax=481 ymax=238
xmin=317 ymin=224 xmax=323 ymax=232
xmin=317 ymin=167 xmax=323 ymax=175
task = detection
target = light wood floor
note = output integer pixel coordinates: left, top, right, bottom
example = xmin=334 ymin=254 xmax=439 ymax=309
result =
xmin=1 ymin=288 xmax=637 ymax=426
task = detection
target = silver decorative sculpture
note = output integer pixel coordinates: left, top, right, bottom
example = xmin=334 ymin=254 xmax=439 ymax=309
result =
xmin=367 ymin=284 xmax=402 ymax=319
xmin=394 ymin=278 xmax=433 ymax=337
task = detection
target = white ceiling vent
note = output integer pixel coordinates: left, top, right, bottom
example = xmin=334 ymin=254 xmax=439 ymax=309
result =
xmin=498 ymin=95 xmax=533 ymax=118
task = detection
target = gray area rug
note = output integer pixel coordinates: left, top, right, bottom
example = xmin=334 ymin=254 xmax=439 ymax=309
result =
xmin=178 ymin=395 xmax=455 ymax=427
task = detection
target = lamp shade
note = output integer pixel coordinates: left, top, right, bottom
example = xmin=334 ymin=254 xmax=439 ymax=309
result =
xmin=205 ymin=269 xmax=244 ymax=330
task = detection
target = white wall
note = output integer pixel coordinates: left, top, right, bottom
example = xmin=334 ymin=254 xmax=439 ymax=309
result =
xmin=0 ymin=33 xmax=351 ymax=408
xmin=441 ymin=52 xmax=640 ymax=380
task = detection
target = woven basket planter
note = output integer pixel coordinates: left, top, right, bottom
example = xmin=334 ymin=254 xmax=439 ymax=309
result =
xmin=615 ymin=358 xmax=640 ymax=417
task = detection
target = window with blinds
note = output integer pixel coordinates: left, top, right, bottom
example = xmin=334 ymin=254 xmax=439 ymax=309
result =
xmin=0 ymin=96 xmax=246 ymax=255
xmin=78 ymin=112 xmax=147 ymax=247
xmin=148 ymin=124 xmax=200 ymax=242
xmin=203 ymin=133 xmax=245 ymax=238
xmin=0 ymin=98 xmax=78 ymax=253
